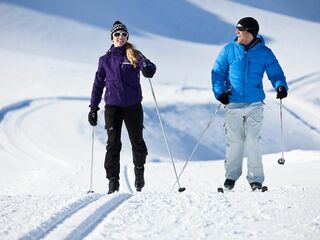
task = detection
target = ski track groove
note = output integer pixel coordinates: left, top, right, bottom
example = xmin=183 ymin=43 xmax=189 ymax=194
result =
xmin=2 ymin=98 xmax=74 ymax=166
xmin=275 ymin=72 xmax=320 ymax=135
xmin=265 ymin=78 xmax=320 ymax=136
xmin=281 ymin=103 xmax=320 ymax=135
xmin=287 ymin=71 xmax=320 ymax=88
xmin=19 ymin=193 xmax=104 ymax=240
xmin=0 ymin=96 xmax=90 ymax=123
xmin=3 ymin=100 xmax=54 ymax=161
xmin=19 ymin=193 xmax=133 ymax=240
xmin=13 ymin=100 xmax=69 ymax=164
xmin=64 ymin=193 xmax=132 ymax=240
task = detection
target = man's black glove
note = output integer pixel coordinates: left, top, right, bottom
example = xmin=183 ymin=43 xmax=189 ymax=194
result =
xmin=276 ymin=86 xmax=287 ymax=99
xmin=218 ymin=92 xmax=230 ymax=105
xmin=88 ymin=107 xmax=99 ymax=126
xmin=142 ymin=65 xmax=156 ymax=78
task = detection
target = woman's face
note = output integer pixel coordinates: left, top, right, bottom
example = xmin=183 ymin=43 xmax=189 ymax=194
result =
xmin=112 ymin=31 xmax=128 ymax=47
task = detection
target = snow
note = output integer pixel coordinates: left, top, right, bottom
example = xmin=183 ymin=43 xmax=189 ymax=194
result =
xmin=0 ymin=1 xmax=320 ymax=239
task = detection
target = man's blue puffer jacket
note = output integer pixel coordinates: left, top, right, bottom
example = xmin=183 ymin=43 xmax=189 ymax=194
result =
xmin=211 ymin=35 xmax=288 ymax=103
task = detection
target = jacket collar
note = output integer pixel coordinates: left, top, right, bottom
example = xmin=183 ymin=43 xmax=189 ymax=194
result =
xmin=234 ymin=35 xmax=265 ymax=51
xmin=107 ymin=44 xmax=126 ymax=55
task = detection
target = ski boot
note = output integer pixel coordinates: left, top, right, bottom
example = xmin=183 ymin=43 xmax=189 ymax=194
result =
xmin=224 ymin=179 xmax=236 ymax=190
xmin=250 ymin=182 xmax=262 ymax=191
xmin=134 ymin=166 xmax=145 ymax=192
xmin=217 ymin=179 xmax=236 ymax=193
xmin=108 ymin=177 xmax=119 ymax=194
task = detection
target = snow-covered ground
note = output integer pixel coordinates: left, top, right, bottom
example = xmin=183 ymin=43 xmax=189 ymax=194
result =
xmin=0 ymin=1 xmax=319 ymax=239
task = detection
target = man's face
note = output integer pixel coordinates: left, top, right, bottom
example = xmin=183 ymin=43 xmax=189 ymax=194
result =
xmin=236 ymin=25 xmax=254 ymax=45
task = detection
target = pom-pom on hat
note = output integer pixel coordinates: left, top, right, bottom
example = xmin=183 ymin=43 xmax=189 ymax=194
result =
xmin=111 ymin=20 xmax=129 ymax=40
xmin=237 ymin=17 xmax=259 ymax=37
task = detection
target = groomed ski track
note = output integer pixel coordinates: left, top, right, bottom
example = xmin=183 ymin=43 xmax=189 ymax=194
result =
xmin=20 ymin=193 xmax=132 ymax=240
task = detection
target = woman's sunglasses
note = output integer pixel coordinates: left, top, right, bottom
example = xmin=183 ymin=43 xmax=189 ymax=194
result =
xmin=113 ymin=32 xmax=128 ymax=37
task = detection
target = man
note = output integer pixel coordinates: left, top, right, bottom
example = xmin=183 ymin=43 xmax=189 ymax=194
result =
xmin=211 ymin=17 xmax=288 ymax=190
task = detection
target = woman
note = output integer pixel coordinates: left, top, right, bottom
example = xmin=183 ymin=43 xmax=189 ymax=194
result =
xmin=88 ymin=21 xmax=156 ymax=194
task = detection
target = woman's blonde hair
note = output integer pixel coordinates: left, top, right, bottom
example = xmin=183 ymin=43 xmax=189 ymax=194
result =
xmin=125 ymin=42 xmax=139 ymax=68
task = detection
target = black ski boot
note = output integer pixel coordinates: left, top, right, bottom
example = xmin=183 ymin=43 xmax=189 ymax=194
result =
xmin=224 ymin=179 xmax=236 ymax=190
xmin=108 ymin=177 xmax=119 ymax=194
xmin=250 ymin=182 xmax=262 ymax=191
xmin=134 ymin=166 xmax=145 ymax=192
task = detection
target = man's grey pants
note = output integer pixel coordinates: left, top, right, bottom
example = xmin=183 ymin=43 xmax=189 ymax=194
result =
xmin=225 ymin=102 xmax=265 ymax=184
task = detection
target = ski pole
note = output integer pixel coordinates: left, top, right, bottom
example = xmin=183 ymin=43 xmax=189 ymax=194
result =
xmin=148 ymin=78 xmax=185 ymax=192
xmin=170 ymin=103 xmax=222 ymax=192
xmin=87 ymin=126 xmax=95 ymax=193
xmin=278 ymin=99 xmax=285 ymax=165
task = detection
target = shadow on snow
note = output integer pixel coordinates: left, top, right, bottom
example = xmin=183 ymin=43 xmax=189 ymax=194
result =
xmin=2 ymin=0 xmax=235 ymax=45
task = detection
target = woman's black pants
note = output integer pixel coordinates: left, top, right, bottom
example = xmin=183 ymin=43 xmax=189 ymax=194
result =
xmin=104 ymin=103 xmax=147 ymax=180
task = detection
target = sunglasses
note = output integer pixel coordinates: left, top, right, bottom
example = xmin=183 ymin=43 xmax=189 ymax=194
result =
xmin=236 ymin=24 xmax=256 ymax=32
xmin=113 ymin=32 xmax=128 ymax=37
xmin=236 ymin=24 xmax=248 ymax=32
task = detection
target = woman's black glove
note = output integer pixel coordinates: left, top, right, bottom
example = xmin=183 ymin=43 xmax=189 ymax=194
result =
xmin=276 ymin=86 xmax=287 ymax=99
xmin=88 ymin=107 xmax=99 ymax=126
xmin=142 ymin=64 xmax=156 ymax=78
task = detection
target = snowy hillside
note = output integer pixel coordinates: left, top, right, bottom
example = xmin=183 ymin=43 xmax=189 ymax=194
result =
xmin=0 ymin=0 xmax=320 ymax=239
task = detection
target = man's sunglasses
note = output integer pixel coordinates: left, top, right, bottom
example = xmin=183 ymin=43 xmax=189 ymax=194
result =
xmin=236 ymin=24 xmax=255 ymax=32
xmin=113 ymin=32 xmax=128 ymax=37
xmin=236 ymin=24 xmax=248 ymax=31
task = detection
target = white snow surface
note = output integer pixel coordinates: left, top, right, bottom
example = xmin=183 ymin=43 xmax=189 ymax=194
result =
xmin=0 ymin=1 xmax=320 ymax=239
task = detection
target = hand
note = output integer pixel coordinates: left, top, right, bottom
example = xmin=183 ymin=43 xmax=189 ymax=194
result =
xmin=218 ymin=92 xmax=230 ymax=105
xmin=276 ymin=86 xmax=287 ymax=99
xmin=88 ymin=108 xmax=99 ymax=126
xmin=142 ymin=65 xmax=156 ymax=78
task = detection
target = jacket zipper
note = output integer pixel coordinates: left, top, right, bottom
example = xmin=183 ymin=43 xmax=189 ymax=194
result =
xmin=244 ymin=50 xmax=248 ymax=102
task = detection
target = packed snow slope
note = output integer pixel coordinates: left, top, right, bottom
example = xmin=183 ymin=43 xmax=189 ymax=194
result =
xmin=0 ymin=1 xmax=319 ymax=239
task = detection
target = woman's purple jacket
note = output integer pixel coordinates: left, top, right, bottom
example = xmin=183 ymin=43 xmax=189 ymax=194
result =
xmin=90 ymin=44 xmax=156 ymax=109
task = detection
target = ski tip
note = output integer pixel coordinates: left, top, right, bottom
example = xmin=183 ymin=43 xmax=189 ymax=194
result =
xmin=217 ymin=187 xmax=224 ymax=193
xmin=178 ymin=187 xmax=186 ymax=192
